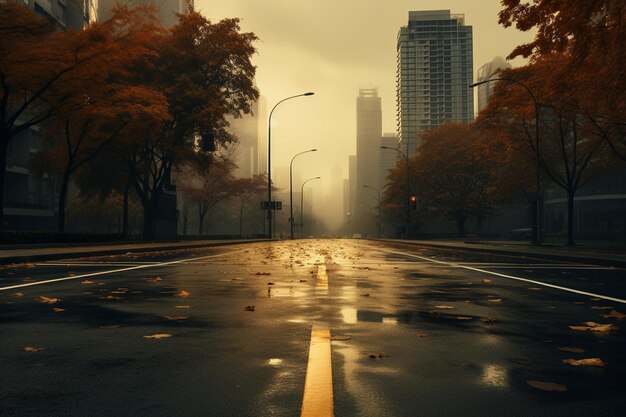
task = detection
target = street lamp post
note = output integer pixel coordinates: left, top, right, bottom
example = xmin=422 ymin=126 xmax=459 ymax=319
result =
xmin=469 ymin=78 xmax=541 ymax=245
xmin=290 ymin=149 xmax=317 ymax=239
xmin=267 ymin=92 xmax=314 ymax=239
xmin=300 ymin=176 xmax=321 ymax=238
xmin=363 ymin=185 xmax=381 ymax=238
xmin=381 ymin=146 xmax=410 ymax=239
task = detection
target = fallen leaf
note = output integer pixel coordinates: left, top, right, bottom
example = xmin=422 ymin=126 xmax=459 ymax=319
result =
xmin=563 ymin=358 xmax=606 ymax=367
xmin=528 ymin=287 xmax=542 ymax=291
xmin=603 ymin=310 xmax=626 ymax=319
xmin=145 ymin=277 xmax=162 ymax=283
xmin=527 ymin=380 xmax=567 ymax=392
xmin=267 ymin=282 xmax=275 ymax=285
xmin=176 ymin=305 xmax=191 ymax=309
xmin=415 ymin=332 xmax=428 ymax=337
xmin=482 ymin=278 xmax=493 ymax=283
xmin=37 ymin=296 xmax=60 ymax=304
xmin=361 ymin=293 xmax=370 ymax=297
xmin=244 ymin=305 xmax=255 ymax=311
xmin=569 ymin=322 xmax=617 ymax=333
xmin=143 ymin=333 xmax=172 ymax=339
xmin=22 ymin=346 xmax=44 ymax=352
xmin=53 ymin=308 xmax=65 ymax=313
xmin=456 ymin=316 xmax=473 ymax=320
xmin=488 ymin=298 xmax=502 ymax=303
xmin=164 ymin=315 xmax=189 ymax=321
xmin=81 ymin=280 xmax=94 ymax=284
xmin=254 ymin=272 xmax=271 ymax=276
xmin=299 ymin=279 xmax=307 ymax=282
xmin=13 ymin=292 xmax=24 ymax=298
xmin=557 ymin=347 xmax=585 ymax=353
xmin=481 ymin=317 xmax=497 ymax=323
xmin=104 ymin=295 xmax=121 ymax=300
xmin=178 ymin=290 xmax=190 ymax=298
xmin=434 ymin=305 xmax=454 ymax=309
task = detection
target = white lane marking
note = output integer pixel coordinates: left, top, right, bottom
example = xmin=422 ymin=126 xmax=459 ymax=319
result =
xmin=0 ymin=249 xmax=247 ymax=292
xmin=301 ymin=327 xmax=334 ymax=417
xmin=381 ymin=248 xmax=626 ymax=305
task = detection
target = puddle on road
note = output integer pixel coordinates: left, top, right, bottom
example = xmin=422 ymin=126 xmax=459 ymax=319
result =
xmin=481 ymin=363 xmax=509 ymax=388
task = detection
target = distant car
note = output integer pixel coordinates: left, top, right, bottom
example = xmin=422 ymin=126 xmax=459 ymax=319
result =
xmin=352 ymin=233 xmax=362 ymax=239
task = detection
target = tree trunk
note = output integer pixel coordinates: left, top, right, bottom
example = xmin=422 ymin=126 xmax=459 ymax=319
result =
xmin=57 ymin=169 xmax=72 ymax=232
xmin=198 ymin=202 xmax=205 ymax=235
xmin=566 ymin=189 xmax=576 ymax=246
xmin=122 ymin=180 xmax=130 ymax=238
xmin=456 ymin=215 xmax=466 ymax=237
xmin=0 ymin=140 xmax=8 ymax=230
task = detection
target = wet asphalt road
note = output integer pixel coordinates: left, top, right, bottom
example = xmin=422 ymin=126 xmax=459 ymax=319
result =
xmin=1 ymin=239 xmax=625 ymax=417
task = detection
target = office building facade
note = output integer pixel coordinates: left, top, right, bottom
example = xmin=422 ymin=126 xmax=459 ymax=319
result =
xmin=476 ymin=56 xmax=512 ymax=112
xmin=397 ymin=10 xmax=474 ymax=156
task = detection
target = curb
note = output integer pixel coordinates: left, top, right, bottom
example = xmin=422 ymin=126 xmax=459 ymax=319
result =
xmin=376 ymin=239 xmax=626 ymax=269
xmin=0 ymin=239 xmax=265 ymax=265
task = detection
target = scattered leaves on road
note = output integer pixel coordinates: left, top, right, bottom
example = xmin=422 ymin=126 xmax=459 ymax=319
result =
xmin=143 ymin=333 xmax=172 ymax=339
xmin=244 ymin=305 xmax=255 ymax=311
xmin=22 ymin=346 xmax=44 ymax=353
xmin=603 ymin=310 xmax=626 ymax=319
xmin=557 ymin=347 xmax=585 ymax=353
xmin=563 ymin=358 xmax=607 ymax=367
xmin=527 ymin=380 xmax=567 ymax=392
xmin=37 ymin=296 xmax=60 ymax=304
xmin=569 ymin=322 xmax=618 ymax=333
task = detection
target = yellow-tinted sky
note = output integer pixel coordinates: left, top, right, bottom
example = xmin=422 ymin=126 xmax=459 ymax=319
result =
xmin=196 ymin=0 xmax=533 ymax=200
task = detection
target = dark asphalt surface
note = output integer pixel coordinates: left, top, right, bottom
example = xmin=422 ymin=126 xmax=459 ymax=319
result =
xmin=1 ymin=240 xmax=625 ymax=417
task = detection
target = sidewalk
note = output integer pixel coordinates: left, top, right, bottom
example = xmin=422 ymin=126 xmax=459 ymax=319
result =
xmin=0 ymin=239 xmax=264 ymax=265
xmin=380 ymin=239 xmax=626 ymax=268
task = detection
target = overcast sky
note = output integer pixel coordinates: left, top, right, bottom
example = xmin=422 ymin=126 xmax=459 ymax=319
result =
xmin=196 ymin=0 xmax=534 ymax=200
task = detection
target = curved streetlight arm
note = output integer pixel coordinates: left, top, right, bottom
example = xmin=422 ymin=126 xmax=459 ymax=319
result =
xmin=267 ymin=92 xmax=315 ymax=239
xmin=469 ymin=78 xmax=537 ymax=106
xmin=290 ymin=149 xmax=317 ymax=239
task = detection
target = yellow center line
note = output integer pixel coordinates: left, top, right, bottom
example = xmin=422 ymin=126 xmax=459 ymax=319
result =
xmin=316 ymin=265 xmax=328 ymax=290
xmin=301 ymin=327 xmax=334 ymax=417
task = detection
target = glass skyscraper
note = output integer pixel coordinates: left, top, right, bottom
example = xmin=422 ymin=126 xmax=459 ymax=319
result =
xmin=396 ymin=10 xmax=474 ymax=156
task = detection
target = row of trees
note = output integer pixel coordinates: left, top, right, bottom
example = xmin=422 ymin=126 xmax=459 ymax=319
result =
xmin=0 ymin=2 xmax=259 ymax=238
xmin=383 ymin=0 xmax=625 ymax=244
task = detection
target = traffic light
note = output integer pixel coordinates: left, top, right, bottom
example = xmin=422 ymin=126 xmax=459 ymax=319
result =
xmin=410 ymin=195 xmax=417 ymax=210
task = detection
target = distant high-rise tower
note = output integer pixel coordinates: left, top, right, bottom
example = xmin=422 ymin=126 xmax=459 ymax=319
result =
xmin=476 ymin=56 xmax=512 ymax=112
xmin=356 ymin=88 xmax=382 ymax=234
xmin=397 ymin=10 xmax=474 ymax=156
xmin=98 ymin=0 xmax=185 ymax=27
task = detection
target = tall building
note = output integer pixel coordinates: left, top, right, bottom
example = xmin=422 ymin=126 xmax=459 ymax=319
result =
xmin=229 ymin=98 xmax=259 ymax=178
xmin=397 ymin=10 xmax=474 ymax=156
xmin=98 ymin=0 xmax=185 ymax=27
xmin=355 ymin=88 xmax=382 ymax=234
xmin=476 ymin=56 xmax=512 ymax=112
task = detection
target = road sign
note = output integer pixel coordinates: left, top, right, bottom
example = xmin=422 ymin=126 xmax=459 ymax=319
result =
xmin=261 ymin=201 xmax=282 ymax=210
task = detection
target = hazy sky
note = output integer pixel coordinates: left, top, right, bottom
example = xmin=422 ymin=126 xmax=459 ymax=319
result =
xmin=196 ymin=0 xmax=534 ymax=206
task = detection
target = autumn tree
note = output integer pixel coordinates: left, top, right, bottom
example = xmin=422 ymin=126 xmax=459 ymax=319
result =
xmin=178 ymin=155 xmax=237 ymax=235
xmin=411 ymin=123 xmax=509 ymax=236
xmin=0 ymin=3 xmax=161 ymax=229
xmin=481 ymin=57 xmax=621 ymax=245
xmin=499 ymin=0 xmax=625 ymax=158
xmin=122 ymin=6 xmax=258 ymax=239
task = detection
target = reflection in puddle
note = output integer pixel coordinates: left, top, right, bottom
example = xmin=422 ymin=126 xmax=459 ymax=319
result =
xmin=481 ymin=364 xmax=509 ymax=388
xmin=342 ymin=308 xmax=357 ymax=324
xmin=341 ymin=308 xmax=398 ymax=325
xmin=316 ymin=265 xmax=328 ymax=290
xmin=268 ymin=358 xmax=283 ymax=366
